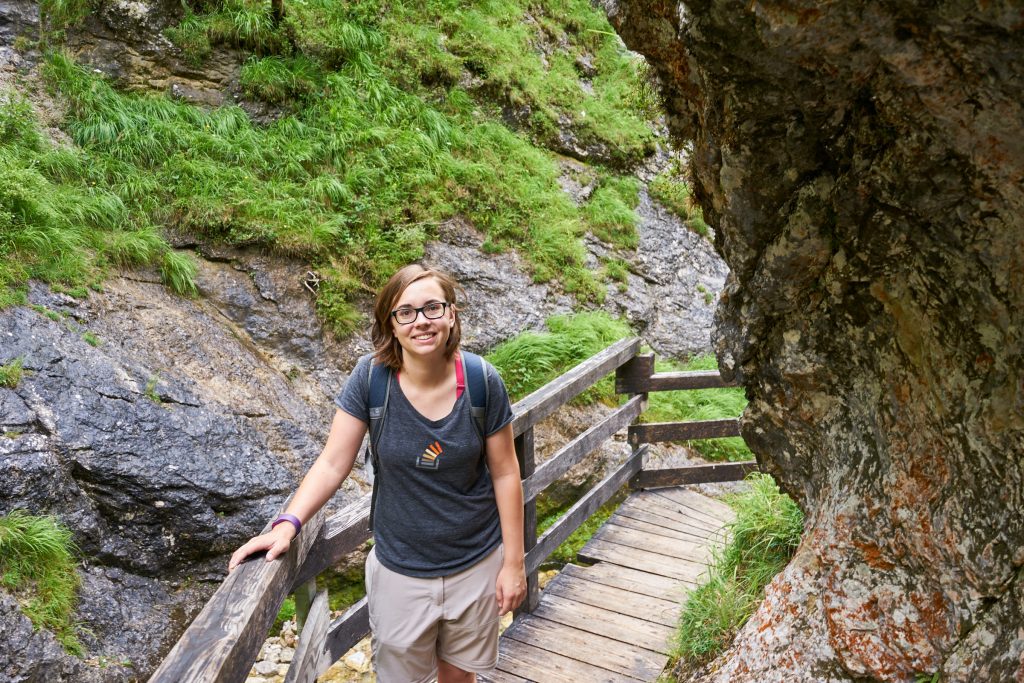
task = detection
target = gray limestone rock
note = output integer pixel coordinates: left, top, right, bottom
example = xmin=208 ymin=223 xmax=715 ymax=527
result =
xmin=0 ymin=257 xmax=370 ymax=678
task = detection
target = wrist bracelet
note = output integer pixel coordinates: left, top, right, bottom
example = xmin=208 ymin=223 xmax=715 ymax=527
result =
xmin=271 ymin=513 xmax=302 ymax=535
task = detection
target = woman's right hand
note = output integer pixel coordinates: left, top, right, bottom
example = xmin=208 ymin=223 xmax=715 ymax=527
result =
xmin=227 ymin=523 xmax=297 ymax=573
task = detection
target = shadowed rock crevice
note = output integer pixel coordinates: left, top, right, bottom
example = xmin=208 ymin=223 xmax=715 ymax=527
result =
xmin=605 ymin=1 xmax=1024 ymax=681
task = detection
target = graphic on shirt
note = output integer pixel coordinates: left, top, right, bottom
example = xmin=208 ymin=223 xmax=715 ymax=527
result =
xmin=416 ymin=441 xmax=444 ymax=470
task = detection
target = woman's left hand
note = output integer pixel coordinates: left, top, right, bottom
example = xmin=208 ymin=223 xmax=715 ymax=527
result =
xmin=495 ymin=560 xmax=527 ymax=615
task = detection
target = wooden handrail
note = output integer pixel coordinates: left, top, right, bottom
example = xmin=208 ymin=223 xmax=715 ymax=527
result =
xmin=148 ymin=508 xmax=325 ymax=683
xmin=628 ymin=417 xmax=741 ymax=444
xmin=521 ymin=394 xmax=645 ymax=503
xmin=291 ymin=495 xmax=371 ymax=588
xmin=526 ymin=445 xmax=647 ymax=575
xmin=510 ymin=337 xmax=641 ymax=436
xmin=151 ymin=335 xmax=756 ymax=683
xmin=633 ymin=461 xmax=758 ymax=488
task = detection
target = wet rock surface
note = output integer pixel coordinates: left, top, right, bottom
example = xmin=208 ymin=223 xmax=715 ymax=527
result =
xmin=0 ymin=256 xmax=373 ymax=677
xmin=607 ymin=1 xmax=1024 ymax=681
xmin=0 ymin=592 xmax=101 ymax=683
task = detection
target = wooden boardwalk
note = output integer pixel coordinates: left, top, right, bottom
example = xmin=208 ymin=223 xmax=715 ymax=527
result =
xmin=482 ymin=486 xmax=735 ymax=683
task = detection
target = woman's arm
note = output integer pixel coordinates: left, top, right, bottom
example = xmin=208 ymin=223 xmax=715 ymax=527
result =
xmin=228 ymin=409 xmax=368 ymax=572
xmin=485 ymin=423 xmax=526 ymax=614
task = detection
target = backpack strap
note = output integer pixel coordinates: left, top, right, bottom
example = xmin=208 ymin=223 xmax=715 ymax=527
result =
xmin=459 ymin=351 xmax=489 ymax=443
xmin=365 ymin=355 xmax=391 ymax=530
xmin=367 ymin=357 xmax=391 ymax=464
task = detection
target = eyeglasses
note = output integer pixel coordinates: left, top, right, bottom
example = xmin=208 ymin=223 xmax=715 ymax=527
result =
xmin=391 ymin=301 xmax=450 ymax=325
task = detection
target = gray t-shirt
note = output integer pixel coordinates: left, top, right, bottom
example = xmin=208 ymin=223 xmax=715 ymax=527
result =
xmin=335 ymin=353 xmax=514 ymax=577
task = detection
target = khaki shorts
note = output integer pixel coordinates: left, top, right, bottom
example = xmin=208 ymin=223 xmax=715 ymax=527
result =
xmin=365 ymin=544 xmax=503 ymax=683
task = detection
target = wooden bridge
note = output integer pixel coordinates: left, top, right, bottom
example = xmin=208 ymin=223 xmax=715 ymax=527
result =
xmin=149 ymin=338 xmax=756 ymax=683
xmin=485 ymin=487 xmax=734 ymax=682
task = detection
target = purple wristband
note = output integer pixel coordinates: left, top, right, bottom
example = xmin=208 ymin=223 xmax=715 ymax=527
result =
xmin=271 ymin=513 xmax=302 ymax=535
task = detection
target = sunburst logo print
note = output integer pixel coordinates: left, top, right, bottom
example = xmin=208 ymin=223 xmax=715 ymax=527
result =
xmin=416 ymin=441 xmax=443 ymax=469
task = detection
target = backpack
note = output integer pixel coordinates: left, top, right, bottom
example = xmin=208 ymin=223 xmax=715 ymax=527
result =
xmin=363 ymin=350 xmax=490 ymax=528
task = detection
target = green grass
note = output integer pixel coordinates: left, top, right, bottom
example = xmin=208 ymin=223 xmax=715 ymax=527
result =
xmin=584 ymin=175 xmax=640 ymax=249
xmin=644 ymin=355 xmax=751 ymax=462
xmin=673 ymin=473 xmax=803 ymax=666
xmin=536 ymin=493 xmax=624 ymax=567
xmin=0 ymin=90 xmax=195 ymax=305
xmin=10 ymin=50 xmax=627 ymax=324
xmin=601 ymin=257 xmax=630 ymax=292
xmin=39 ymin=0 xmax=89 ymax=30
xmin=0 ymin=511 xmax=83 ymax=655
xmin=240 ymin=55 xmax=324 ymax=103
xmin=485 ymin=312 xmax=633 ymax=402
xmin=0 ymin=357 xmax=24 ymax=388
xmin=31 ymin=304 xmax=63 ymax=321
xmin=144 ymin=375 xmax=161 ymax=403
xmin=649 ymin=167 xmax=710 ymax=239
xmin=164 ymin=0 xmax=290 ymax=61
xmin=330 ymin=0 xmax=655 ymax=166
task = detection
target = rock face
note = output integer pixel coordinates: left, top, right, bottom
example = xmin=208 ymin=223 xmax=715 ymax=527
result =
xmin=0 ymin=260 xmax=362 ymax=674
xmin=3 ymin=0 xmax=241 ymax=106
xmin=606 ymin=1 xmax=1024 ymax=681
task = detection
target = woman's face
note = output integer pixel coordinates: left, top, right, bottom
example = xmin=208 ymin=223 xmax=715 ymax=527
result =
xmin=390 ymin=277 xmax=455 ymax=363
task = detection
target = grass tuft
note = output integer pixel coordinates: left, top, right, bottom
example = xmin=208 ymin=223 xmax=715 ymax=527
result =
xmin=39 ymin=0 xmax=89 ymax=30
xmin=584 ymin=175 xmax=640 ymax=249
xmin=0 ymin=511 xmax=84 ymax=655
xmin=0 ymin=357 xmax=24 ymax=388
xmin=673 ymin=473 xmax=803 ymax=666
xmin=649 ymin=167 xmax=711 ymax=239
xmin=161 ymin=251 xmax=199 ymax=297
xmin=485 ymin=312 xmax=632 ymax=402
xmin=240 ymin=55 xmax=324 ymax=103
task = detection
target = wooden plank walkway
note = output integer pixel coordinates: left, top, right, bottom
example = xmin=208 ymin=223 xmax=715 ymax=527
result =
xmin=482 ymin=487 xmax=735 ymax=683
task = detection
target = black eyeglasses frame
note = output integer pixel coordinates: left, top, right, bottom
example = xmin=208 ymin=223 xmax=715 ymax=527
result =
xmin=390 ymin=301 xmax=451 ymax=325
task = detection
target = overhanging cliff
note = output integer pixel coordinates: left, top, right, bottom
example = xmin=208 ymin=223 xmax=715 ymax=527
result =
xmin=605 ymin=1 xmax=1024 ymax=680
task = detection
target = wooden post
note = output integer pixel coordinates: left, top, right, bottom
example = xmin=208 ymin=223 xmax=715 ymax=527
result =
xmin=293 ymin=578 xmax=317 ymax=634
xmin=614 ymin=352 xmax=654 ymax=397
xmin=284 ymin=589 xmax=331 ymax=683
xmin=616 ymin=351 xmax=652 ymax=473
xmin=514 ymin=427 xmax=539 ymax=615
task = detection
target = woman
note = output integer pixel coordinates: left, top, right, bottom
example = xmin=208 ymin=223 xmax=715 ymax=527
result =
xmin=229 ymin=264 xmax=526 ymax=683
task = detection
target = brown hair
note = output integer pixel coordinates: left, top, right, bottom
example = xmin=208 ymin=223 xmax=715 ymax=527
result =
xmin=371 ymin=264 xmax=463 ymax=370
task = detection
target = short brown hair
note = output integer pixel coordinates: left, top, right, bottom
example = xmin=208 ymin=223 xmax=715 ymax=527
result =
xmin=371 ymin=265 xmax=463 ymax=370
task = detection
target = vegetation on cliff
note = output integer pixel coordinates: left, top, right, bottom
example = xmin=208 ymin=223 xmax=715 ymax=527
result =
xmin=2 ymin=0 xmax=658 ymax=335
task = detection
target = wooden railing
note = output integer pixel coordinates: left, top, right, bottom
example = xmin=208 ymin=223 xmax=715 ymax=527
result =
xmin=149 ymin=338 xmax=757 ymax=683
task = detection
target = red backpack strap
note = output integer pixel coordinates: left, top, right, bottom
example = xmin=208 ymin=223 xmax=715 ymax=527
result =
xmin=455 ymin=351 xmax=465 ymax=399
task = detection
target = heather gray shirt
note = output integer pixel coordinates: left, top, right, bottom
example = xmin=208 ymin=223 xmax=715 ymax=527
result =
xmin=335 ymin=353 xmax=514 ymax=577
